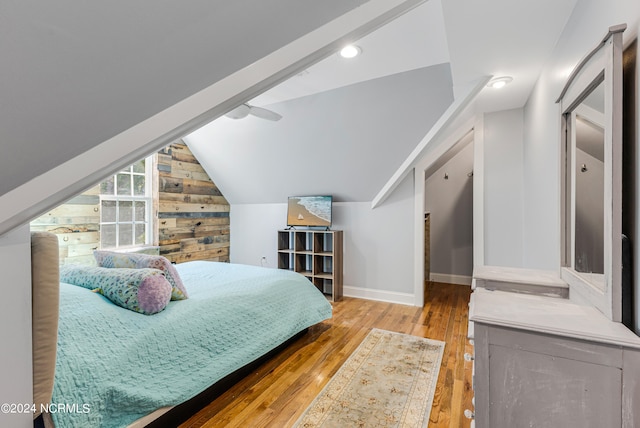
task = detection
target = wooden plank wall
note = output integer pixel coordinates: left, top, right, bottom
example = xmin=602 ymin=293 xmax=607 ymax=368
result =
xmin=29 ymin=141 xmax=230 ymax=264
xmin=30 ymin=185 xmax=101 ymax=264
xmin=157 ymin=142 xmax=230 ymax=263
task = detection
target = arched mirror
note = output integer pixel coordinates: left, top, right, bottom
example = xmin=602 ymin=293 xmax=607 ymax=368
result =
xmin=558 ymin=24 xmax=625 ymax=322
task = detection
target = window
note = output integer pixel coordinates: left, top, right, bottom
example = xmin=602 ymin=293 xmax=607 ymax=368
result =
xmin=99 ymin=157 xmax=154 ymax=249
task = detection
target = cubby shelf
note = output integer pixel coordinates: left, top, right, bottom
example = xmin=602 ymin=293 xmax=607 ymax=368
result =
xmin=277 ymin=229 xmax=343 ymax=302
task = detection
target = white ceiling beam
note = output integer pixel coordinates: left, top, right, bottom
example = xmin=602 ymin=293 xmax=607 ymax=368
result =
xmin=371 ymin=75 xmax=491 ymax=209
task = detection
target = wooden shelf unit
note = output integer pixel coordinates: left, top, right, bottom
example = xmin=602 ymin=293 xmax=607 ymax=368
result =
xmin=277 ymin=229 xmax=343 ymax=301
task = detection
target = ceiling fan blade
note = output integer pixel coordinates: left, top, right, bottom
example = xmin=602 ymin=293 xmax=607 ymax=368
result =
xmin=249 ymin=105 xmax=282 ymax=121
xmin=225 ymin=104 xmax=251 ymax=119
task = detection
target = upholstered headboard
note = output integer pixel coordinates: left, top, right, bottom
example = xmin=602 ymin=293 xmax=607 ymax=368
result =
xmin=31 ymin=231 xmax=60 ymax=419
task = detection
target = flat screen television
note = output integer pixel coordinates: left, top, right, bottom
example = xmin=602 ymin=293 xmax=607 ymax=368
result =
xmin=287 ymin=195 xmax=332 ymax=228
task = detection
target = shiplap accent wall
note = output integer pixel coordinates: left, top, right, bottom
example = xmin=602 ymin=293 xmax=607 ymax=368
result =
xmin=30 ymin=185 xmax=100 ymax=264
xmin=157 ymin=142 xmax=230 ymax=263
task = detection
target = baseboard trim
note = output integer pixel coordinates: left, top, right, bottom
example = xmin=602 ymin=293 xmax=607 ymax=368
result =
xmin=343 ymin=286 xmax=416 ymax=306
xmin=429 ymin=273 xmax=472 ymax=286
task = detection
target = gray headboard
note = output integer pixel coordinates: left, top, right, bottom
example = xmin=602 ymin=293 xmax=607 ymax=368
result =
xmin=31 ymin=231 xmax=59 ymax=419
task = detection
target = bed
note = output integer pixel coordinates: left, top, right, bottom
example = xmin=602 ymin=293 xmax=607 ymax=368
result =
xmin=30 ymin=232 xmax=333 ymax=428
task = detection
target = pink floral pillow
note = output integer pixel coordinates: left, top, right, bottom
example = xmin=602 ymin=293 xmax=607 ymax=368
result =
xmin=60 ymin=265 xmax=172 ymax=315
xmin=93 ymin=251 xmax=188 ymax=300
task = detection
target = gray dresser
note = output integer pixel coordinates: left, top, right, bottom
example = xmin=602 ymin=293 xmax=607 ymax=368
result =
xmin=468 ymin=268 xmax=640 ymax=428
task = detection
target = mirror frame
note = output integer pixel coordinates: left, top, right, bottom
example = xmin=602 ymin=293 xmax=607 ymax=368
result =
xmin=557 ymin=24 xmax=625 ymax=322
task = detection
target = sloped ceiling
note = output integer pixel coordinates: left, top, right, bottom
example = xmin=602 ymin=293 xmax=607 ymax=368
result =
xmin=185 ymin=0 xmax=580 ymax=205
xmin=0 ymin=0 xmax=581 ymax=220
xmin=185 ymin=63 xmax=453 ymax=203
xmin=441 ymin=0 xmax=578 ymax=111
xmin=185 ymin=0 xmax=453 ymax=205
xmin=0 ymin=0 xmax=367 ymax=198
xmin=251 ymin=0 xmax=450 ymax=105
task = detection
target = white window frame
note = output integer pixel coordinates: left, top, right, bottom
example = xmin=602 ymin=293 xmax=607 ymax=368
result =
xmin=99 ymin=156 xmax=154 ymax=249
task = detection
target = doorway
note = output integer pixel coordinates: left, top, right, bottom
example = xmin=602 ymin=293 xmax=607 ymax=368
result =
xmin=423 ymin=133 xmax=474 ymax=288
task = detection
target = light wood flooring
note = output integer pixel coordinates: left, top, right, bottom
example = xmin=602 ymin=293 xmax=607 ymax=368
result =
xmin=180 ymin=281 xmax=473 ymax=428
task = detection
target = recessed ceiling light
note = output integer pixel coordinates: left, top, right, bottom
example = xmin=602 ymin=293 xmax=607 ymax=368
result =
xmin=487 ymin=76 xmax=513 ymax=89
xmin=339 ymin=45 xmax=362 ymax=59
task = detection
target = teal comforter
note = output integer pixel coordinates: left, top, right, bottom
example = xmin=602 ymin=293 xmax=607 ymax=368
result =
xmin=52 ymin=261 xmax=332 ymax=427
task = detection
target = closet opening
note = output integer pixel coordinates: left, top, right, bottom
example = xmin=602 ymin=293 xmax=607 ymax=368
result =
xmin=424 ymin=131 xmax=474 ymax=290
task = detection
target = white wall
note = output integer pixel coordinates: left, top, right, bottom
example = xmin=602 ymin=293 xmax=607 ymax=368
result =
xmin=0 ymin=225 xmax=32 ymax=427
xmin=231 ymin=174 xmax=416 ymax=304
xmin=425 ymin=142 xmax=474 ymax=281
xmin=230 ymin=203 xmax=288 ymax=268
xmin=185 ymin=64 xmax=453 ymax=205
xmin=483 ymin=108 xmax=525 ymax=267
xmin=523 ymin=0 xmax=640 ymax=272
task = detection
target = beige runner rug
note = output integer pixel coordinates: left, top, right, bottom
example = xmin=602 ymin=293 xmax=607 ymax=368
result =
xmin=293 ymin=328 xmax=445 ymax=428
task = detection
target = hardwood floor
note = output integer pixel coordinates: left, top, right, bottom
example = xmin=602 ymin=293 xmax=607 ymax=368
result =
xmin=180 ymin=282 xmax=473 ymax=428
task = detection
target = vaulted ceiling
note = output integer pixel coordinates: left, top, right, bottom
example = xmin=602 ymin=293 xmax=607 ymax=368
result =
xmin=1 ymin=0 xmax=580 ymax=217
xmin=185 ymin=0 xmax=578 ymax=203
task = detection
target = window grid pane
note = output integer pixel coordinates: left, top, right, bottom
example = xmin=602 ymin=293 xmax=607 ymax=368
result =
xmin=133 ymin=159 xmax=145 ymax=173
xmin=133 ymin=175 xmax=145 ymax=196
xmin=101 ymin=224 xmax=117 ymax=248
xmin=135 ymin=224 xmax=146 ymax=246
xmin=100 ymin=176 xmax=115 ymax=195
xmin=117 ymin=173 xmax=132 ymax=196
xmin=135 ymin=201 xmax=146 ymax=221
xmin=101 ymin=200 xmax=116 ymax=222
xmin=119 ymin=201 xmax=133 ymax=222
xmin=119 ymin=224 xmax=133 ymax=247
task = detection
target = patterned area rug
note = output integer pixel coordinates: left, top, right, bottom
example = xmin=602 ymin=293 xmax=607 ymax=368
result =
xmin=294 ymin=328 xmax=445 ymax=428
